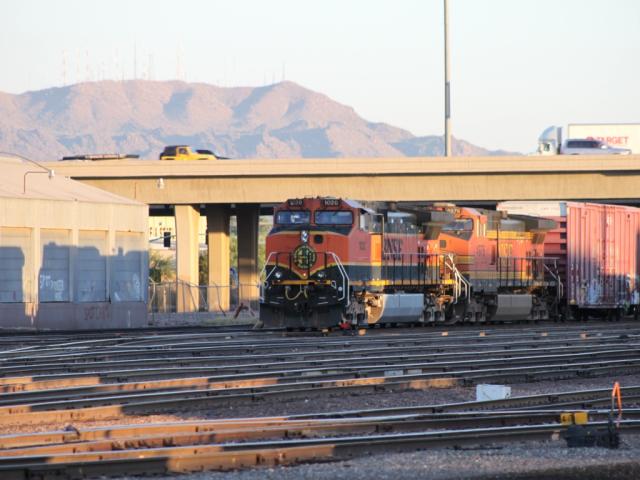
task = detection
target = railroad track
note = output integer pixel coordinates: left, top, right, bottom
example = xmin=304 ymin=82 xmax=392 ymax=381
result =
xmin=1 ymin=320 xmax=637 ymax=354
xmin=2 ymin=341 xmax=634 ymax=379
xmin=0 ymin=388 xmax=639 ymax=479
xmin=1 ymin=325 xmax=639 ymax=426
xmin=0 ymin=324 xmax=269 ymax=351
xmin=2 ymin=325 xmax=640 ymax=478
xmin=2 ymin=325 xmax=637 ymax=367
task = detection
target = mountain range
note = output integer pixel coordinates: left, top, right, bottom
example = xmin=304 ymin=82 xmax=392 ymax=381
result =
xmin=0 ymin=80 xmax=516 ymax=160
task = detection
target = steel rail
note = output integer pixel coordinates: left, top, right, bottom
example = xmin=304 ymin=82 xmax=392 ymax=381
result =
xmin=292 ymin=385 xmax=640 ymax=419
xmin=2 ymin=338 xmax=639 ymax=384
xmin=0 ymin=326 xmax=271 ymax=352
xmin=1 ymin=346 xmax=639 ymax=406
xmin=3 ymin=331 xmax=637 ymax=368
xmin=2 ymin=361 xmax=640 ymax=426
xmin=4 ymin=324 xmax=638 ymax=355
xmin=3 ymin=385 xmax=637 ymax=446
xmin=19 ymin=339 xmax=625 ymax=374
xmin=1 ymin=421 xmax=639 ymax=479
xmin=1 ymin=349 xmax=639 ymax=410
xmin=3 ymin=340 xmax=637 ymax=384
xmin=2 ymin=342 xmax=639 ymax=395
xmin=4 ymin=355 xmax=640 ymax=412
xmin=0 ymin=321 xmax=637 ymax=353
xmin=3 ymin=409 xmax=640 ymax=457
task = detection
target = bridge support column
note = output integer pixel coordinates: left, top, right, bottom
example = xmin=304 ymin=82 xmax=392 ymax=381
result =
xmin=237 ymin=204 xmax=260 ymax=312
xmin=206 ymin=204 xmax=231 ymax=312
xmin=175 ymin=205 xmax=200 ymax=313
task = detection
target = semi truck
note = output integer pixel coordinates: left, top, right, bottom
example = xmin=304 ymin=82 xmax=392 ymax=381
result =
xmin=537 ymin=124 xmax=639 ymax=155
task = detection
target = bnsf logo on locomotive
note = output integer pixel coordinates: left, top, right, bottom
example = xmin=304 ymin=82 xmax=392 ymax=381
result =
xmin=293 ymin=244 xmax=317 ymax=269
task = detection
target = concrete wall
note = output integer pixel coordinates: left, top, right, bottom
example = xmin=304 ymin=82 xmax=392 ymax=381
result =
xmin=0 ymin=197 xmax=148 ymax=330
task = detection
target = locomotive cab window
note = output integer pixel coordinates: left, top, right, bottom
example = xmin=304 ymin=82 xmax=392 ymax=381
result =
xmin=275 ymin=210 xmax=311 ymax=225
xmin=359 ymin=212 xmax=382 ymax=233
xmin=315 ymin=210 xmax=353 ymax=225
xmin=442 ymin=219 xmax=473 ymax=240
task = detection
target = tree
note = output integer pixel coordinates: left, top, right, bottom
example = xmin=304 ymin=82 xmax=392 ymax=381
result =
xmin=199 ymin=250 xmax=208 ymax=286
xmin=149 ymin=250 xmax=175 ymax=283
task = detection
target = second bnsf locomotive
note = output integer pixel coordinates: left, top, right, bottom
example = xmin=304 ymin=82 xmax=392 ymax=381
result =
xmin=260 ymin=197 xmax=560 ymax=328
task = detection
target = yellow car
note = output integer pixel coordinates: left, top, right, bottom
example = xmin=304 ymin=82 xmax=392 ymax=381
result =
xmin=159 ymin=145 xmax=217 ymax=161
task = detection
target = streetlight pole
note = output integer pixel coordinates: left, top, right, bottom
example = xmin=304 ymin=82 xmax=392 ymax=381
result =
xmin=444 ymin=0 xmax=452 ymax=157
xmin=0 ymin=151 xmax=55 ymax=194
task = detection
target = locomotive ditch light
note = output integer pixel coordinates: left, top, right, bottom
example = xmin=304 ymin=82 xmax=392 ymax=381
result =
xmin=274 ymin=271 xmax=283 ymax=279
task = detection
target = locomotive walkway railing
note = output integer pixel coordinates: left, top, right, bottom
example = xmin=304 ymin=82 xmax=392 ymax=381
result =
xmin=329 ymin=252 xmax=350 ymax=304
xmin=497 ymin=256 xmax=561 ymax=292
xmin=382 ymin=252 xmax=469 ymax=304
xmin=543 ymin=259 xmax=564 ymax=300
xmin=444 ymin=254 xmax=470 ymax=304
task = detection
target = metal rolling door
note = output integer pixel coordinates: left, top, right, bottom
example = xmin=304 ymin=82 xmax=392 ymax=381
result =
xmin=0 ymin=227 xmax=31 ymax=303
xmin=39 ymin=229 xmax=71 ymax=303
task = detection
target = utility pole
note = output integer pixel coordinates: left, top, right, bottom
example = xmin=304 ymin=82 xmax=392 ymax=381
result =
xmin=444 ymin=0 xmax=452 ymax=157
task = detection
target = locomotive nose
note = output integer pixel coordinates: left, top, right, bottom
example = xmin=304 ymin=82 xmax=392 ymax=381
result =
xmin=293 ymin=243 xmax=318 ymax=271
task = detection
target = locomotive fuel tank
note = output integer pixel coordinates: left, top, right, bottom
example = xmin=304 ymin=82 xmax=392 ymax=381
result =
xmin=491 ymin=294 xmax=533 ymax=321
xmin=364 ymin=293 xmax=425 ymax=324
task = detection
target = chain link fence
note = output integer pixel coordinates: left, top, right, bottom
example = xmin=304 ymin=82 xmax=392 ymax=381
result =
xmin=148 ymin=280 xmax=259 ymax=315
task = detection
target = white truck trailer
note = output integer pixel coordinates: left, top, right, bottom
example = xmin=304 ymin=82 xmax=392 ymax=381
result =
xmin=537 ymin=123 xmax=639 ymax=155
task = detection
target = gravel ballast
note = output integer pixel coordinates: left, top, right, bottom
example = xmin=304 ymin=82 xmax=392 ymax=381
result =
xmin=112 ymin=436 xmax=640 ymax=480
xmin=3 ymin=324 xmax=639 ymax=479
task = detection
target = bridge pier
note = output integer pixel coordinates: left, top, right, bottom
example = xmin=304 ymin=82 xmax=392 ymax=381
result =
xmin=237 ymin=204 xmax=260 ymax=312
xmin=205 ymin=205 xmax=231 ymax=312
xmin=174 ymin=205 xmax=200 ymax=312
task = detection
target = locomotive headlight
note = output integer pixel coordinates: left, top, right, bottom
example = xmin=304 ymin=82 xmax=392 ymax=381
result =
xmin=300 ymin=230 xmax=309 ymax=243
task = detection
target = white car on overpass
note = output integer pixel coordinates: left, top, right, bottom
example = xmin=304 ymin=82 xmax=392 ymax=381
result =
xmin=560 ymin=138 xmax=631 ymax=155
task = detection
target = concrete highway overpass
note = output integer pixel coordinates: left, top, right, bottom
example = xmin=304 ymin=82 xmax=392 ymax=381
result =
xmin=44 ymin=154 xmax=640 ymax=204
xmin=43 ymin=154 xmax=640 ymax=313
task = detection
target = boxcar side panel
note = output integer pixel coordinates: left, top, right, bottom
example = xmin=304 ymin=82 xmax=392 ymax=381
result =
xmin=567 ymin=203 xmax=640 ymax=308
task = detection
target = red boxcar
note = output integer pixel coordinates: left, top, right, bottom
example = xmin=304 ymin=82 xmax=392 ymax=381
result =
xmin=498 ymin=201 xmax=640 ymax=318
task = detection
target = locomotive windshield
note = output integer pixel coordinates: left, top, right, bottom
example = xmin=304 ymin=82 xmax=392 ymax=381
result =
xmin=442 ymin=219 xmax=473 ymax=231
xmin=442 ymin=219 xmax=473 ymax=239
xmin=276 ymin=210 xmax=310 ymax=225
xmin=315 ymin=210 xmax=353 ymax=225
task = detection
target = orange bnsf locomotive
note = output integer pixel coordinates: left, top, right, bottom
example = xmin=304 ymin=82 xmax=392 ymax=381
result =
xmin=259 ymin=197 xmax=560 ymax=329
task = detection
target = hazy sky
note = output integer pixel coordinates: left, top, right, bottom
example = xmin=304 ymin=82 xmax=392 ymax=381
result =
xmin=2 ymin=0 xmax=639 ymax=152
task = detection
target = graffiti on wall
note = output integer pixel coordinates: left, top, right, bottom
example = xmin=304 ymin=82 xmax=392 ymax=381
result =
xmin=112 ymin=273 xmax=142 ymax=302
xmin=39 ymin=274 xmax=67 ymax=302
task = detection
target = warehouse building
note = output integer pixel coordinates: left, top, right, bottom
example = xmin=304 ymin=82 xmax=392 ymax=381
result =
xmin=0 ymin=157 xmax=148 ymax=329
